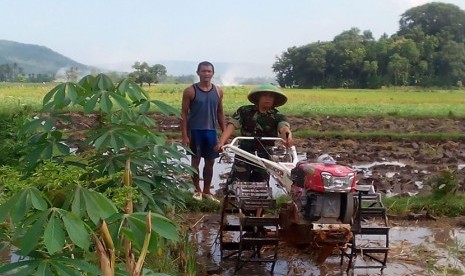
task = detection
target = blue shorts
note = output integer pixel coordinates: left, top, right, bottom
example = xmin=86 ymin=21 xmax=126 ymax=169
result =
xmin=189 ymin=129 xmax=220 ymax=159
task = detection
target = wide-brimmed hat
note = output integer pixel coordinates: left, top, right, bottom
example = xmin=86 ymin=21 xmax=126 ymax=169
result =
xmin=247 ymin=83 xmax=288 ymax=107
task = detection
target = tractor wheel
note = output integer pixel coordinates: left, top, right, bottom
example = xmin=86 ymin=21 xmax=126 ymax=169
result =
xmin=340 ymin=193 xmax=356 ymax=224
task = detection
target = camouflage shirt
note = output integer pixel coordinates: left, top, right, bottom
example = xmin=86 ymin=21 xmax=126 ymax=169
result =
xmin=228 ymin=105 xmax=290 ymax=154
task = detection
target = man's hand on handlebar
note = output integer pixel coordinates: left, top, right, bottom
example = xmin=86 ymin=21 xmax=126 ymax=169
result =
xmin=281 ymin=131 xmax=293 ymax=148
xmin=214 ymin=142 xmax=224 ymax=153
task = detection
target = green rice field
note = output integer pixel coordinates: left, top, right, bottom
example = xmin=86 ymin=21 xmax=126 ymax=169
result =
xmin=1 ymin=82 xmax=465 ymax=118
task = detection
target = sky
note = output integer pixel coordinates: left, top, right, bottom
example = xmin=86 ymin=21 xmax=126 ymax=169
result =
xmin=1 ymin=0 xmax=465 ymax=78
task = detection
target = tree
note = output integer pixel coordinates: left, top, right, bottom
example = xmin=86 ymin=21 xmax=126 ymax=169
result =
xmin=327 ymin=28 xmax=367 ymax=87
xmin=270 ymin=3 xmax=465 ymax=88
xmin=435 ymin=41 xmax=465 ymax=86
xmin=129 ymin=62 xmax=167 ymax=86
xmin=399 ymin=2 xmax=465 ymax=44
xmin=273 ymin=47 xmax=297 ymax=87
xmin=65 ymin=66 xmax=80 ymax=82
xmin=0 ymin=63 xmax=24 ymax=82
xmin=387 ymin=53 xmax=410 ymax=85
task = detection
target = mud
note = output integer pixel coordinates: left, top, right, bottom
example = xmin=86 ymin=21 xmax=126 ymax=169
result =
xmin=61 ymin=113 xmax=465 ymax=196
xmin=157 ymin=114 xmax=465 ymax=197
xmin=187 ymin=213 xmax=465 ymax=276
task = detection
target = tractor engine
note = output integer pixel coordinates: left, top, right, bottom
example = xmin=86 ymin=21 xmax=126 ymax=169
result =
xmin=290 ymin=158 xmax=356 ymax=223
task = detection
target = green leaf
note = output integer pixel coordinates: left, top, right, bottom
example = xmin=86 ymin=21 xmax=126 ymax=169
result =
xmin=136 ymin=114 xmax=156 ymax=127
xmin=54 ymin=88 xmax=66 ymax=107
xmin=71 ymin=188 xmax=85 ymax=218
xmin=152 ymin=100 xmax=179 ymax=116
xmin=150 ymin=213 xmax=179 ymax=241
xmin=124 ymin=222 xmax=145 ymax=250
xmin=19 ymin=118 xmax=46 ymax=136
xmin=29 ymin=132 xmax=48 ymax=144
xmin=118 ymin=132 xmax=139 ymax=149
xmin=93 ymin=131 xmax=110 ymax=151
xmin=42 ymin=119 xmax=55 ymax=132
xmin=100 ymin=92 xmax=113 ymax=114
xmin=34 ymin=261 xmax=51 ymax=276
xmin=0 ymin=260 xmax=38 ymax=274
xmin=77 ymin=74 xmax=95 ymax=90
xmin=129 ymin=213 xmax=179 ymax=242
xmin=111 ymin=92 xmax=130 ymax=112
xmin=56 ymin=142 xmax=70 ymax=155
xmin=19 ymin=210 xmax=49 ymax=255
xmin=44 ymin=213 xmax=65 ymax=254
xmin=95 ymin=73 xmax=115 ymax=91
xmin=125 ymin=80 xmax=148 ymax=101
xmin=65 ymin=83 xmax=78 ymax=103
xmin=10 ymin=190 xmax=29 ymax=222
xmin=120 ymin=227 xmax=139 ymax=247
xmin=109 ymin=130 xmax=121 ymax=150
xmin=83 ymin=95 xmax=98 ymax=114
xmin=58 ymin=257 xmax=101 ymax=275
xmin=51 ymin=262 xmax=82 ymax=276
xmin=62 ymin=211 xmax=90 ymax=250
xmin=139 ymin=100 xmax=151 ymax=113
xmin=89 ymin=190 xmax=118 ymax=218
xmin=81 ymin=189 xmax=103 ymax=225
xmin=29 ymin=188 xmax=48 ymax=211
xmin=117 ymin=78 xmax=129 ymax=96
xmin=42 ymin=144 xmax=53 ymax=159
xmin=0 ymin=200 xmax=14 ymax=223
xmin=43 ymin=83 xmax=65 ymax=105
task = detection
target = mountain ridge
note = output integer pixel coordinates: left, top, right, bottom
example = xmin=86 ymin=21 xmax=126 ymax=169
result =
xmin=0 ymin=39 xmax=89 ymax=75
xmin=0 ymin=39 xmax=275 ymax=82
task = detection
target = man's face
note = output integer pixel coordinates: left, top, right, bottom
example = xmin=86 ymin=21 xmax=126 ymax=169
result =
xmin=258 ymin=92 xmax=275 ymax=109
xmin=197 ymin=65 xmax=214 ymax=82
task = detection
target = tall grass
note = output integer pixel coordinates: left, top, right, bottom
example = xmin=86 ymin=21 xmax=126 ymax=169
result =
xmin=1 ymin=82 xmax=465 ymax=117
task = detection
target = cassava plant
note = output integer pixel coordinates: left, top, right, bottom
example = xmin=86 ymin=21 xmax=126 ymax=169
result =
xmin=0 ymin=73 xmax=194 ymax=275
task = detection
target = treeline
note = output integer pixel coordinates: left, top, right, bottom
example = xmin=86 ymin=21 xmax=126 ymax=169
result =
xmin=0 ymin=62 xmax=54 ymax=83
xmin=273 ymin=2 xmax=465 ymax=89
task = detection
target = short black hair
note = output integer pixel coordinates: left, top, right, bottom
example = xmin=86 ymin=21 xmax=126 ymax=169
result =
xmin=197 ymin=61 xmax=214 ymax=73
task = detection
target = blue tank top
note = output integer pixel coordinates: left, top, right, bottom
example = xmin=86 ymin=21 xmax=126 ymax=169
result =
xmin=188 ymin=83 xmax=220 ymax=130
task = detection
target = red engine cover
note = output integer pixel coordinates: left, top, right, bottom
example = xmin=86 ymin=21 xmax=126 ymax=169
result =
xmin=295 ymin=162 xmax=356 ymax=193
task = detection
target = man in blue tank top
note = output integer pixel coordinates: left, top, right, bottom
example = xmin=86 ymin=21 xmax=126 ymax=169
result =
xmin=181 ymin=61 xmax=225 ymax=202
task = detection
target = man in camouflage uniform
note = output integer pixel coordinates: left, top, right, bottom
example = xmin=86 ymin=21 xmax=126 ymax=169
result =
xmin=216 ymin=83 xmax=293 ymax=184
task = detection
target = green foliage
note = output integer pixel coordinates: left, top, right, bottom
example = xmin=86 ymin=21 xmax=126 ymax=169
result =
xmin=0 ymin=166 xmax=29 ymax=203
xmin=275 ymin=193 xmax=292 ymax=209
xmin=182 ymin=191 xmax=221 ymax=213
xmin=273 ymin=3 xmax=465 ymax=88
xmin=426 ymin=168 xmax=460 ymax=197
xmin=129 ymin=61 xmax=167 ymax=87
xmin=383 ymin=194 xmax=465 ymax=217
xmin=0 ymin=73 xmax=190 ymax=274
xmin=0 ymin=106 xmax=33 ymax=166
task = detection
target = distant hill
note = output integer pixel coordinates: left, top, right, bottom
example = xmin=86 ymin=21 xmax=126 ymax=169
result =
xmin=0 ymin=39 xmax=90 ymax=75
xmin=0 ymin=39 xmax=275 ymax=84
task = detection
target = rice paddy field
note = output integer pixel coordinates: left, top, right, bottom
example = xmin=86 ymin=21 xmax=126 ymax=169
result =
xmin=1 ymin=82 xmax=465 ymax=118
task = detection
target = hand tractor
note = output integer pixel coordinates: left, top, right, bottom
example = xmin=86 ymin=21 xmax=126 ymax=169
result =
xmin=219 ymin=137 xmax=389 ymax=273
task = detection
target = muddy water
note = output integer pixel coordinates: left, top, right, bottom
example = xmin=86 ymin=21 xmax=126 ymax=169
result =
xmin=189 ymin=214 xmax=465 ymax=276
xmin=188 ymin=156 xmax=465 ymax=275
